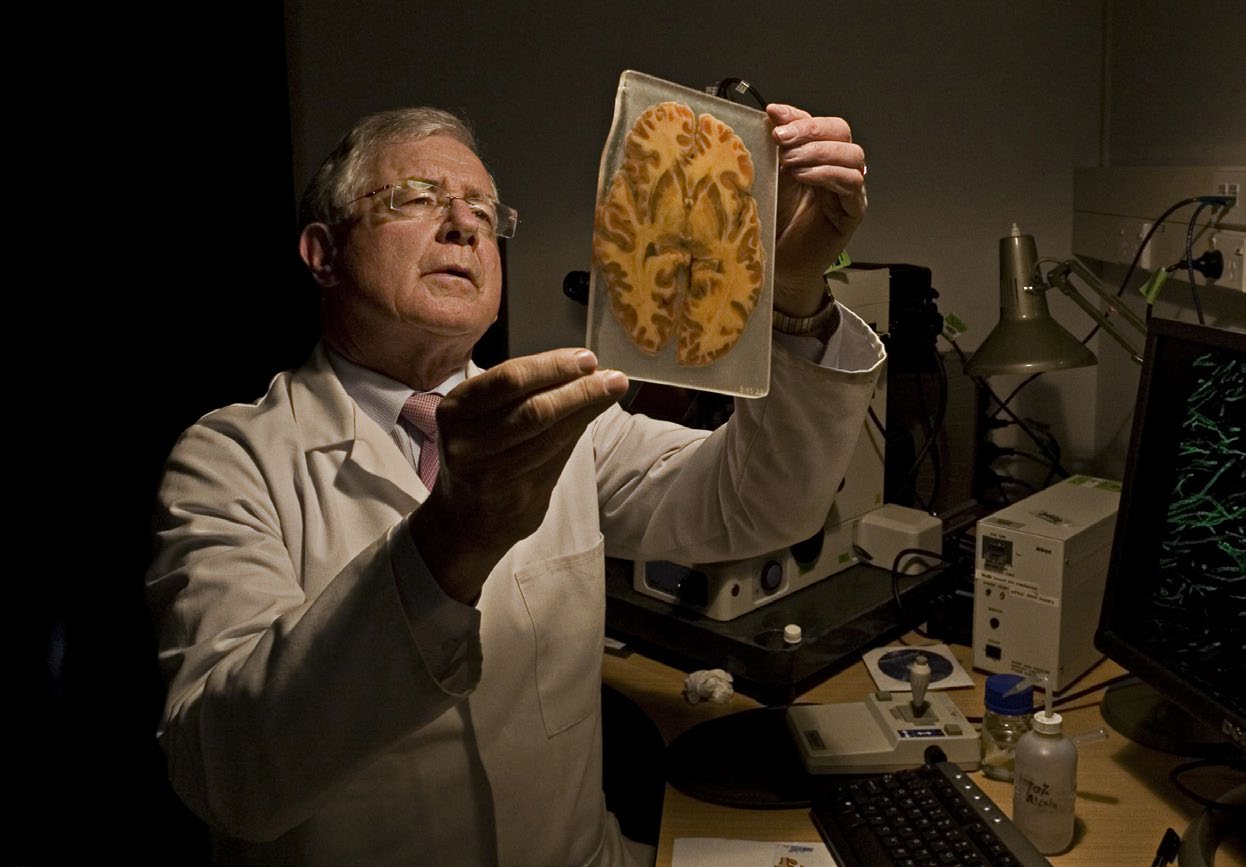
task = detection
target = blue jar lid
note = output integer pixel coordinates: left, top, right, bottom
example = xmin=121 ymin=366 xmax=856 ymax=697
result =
xmin=984 ymin=673 xmax=1034 ymax=715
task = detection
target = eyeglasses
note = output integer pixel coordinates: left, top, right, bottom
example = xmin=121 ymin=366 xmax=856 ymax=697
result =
xmin=347 ymin=177 xmax=519 ymax=239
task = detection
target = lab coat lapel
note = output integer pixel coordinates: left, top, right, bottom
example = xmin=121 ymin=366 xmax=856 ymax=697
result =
xmin=290 ymin=343 xmax=427 ymax=512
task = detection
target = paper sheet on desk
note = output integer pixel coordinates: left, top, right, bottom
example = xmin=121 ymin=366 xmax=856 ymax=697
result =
xmin=672 ymin=838 xmax=839 ymax=867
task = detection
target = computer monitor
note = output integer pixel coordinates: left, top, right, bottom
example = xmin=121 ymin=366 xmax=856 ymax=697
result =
xmin=1094 ymin=317 xmax=1245 ymax=757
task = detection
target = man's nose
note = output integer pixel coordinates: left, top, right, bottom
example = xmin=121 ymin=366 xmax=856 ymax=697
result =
xmin=437 ymin=198 xmax=480 ymax=246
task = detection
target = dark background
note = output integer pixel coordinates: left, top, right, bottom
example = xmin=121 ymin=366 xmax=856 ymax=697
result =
xmin=27 ymin=6 xmax=521 ymax=860
xmin=24 ymin=7 xmax=311 ymax=862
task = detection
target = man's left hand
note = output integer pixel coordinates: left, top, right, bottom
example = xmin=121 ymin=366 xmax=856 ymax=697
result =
xmin=768 ymin=103 xmax=867 ymax=316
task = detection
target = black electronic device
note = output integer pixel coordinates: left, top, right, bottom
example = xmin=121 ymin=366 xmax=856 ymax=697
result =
xmin=1093 ymin=318 xmax=1245 ymax=867
xmin=1093 ymin=317 xmax=1245 ymax=756
xmin=808 ymin=753 xmax=1052 ymax=867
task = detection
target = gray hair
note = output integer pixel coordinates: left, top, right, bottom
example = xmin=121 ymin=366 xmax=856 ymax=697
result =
xmin=298 ymin=107 xmax=483 ymax=228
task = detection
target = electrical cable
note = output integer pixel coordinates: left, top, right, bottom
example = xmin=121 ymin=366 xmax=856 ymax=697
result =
xmin=909 ymin=369 xmax=934 ymax=512
xmin=1040 ymin=429 xmax=1063 ymax=489
xmin=926 ymin=346 xmax=950 ymax=508
xmin=940 ymin=333 xmax=1071 ymax=478
xmin=1169 ymin=757 xmax=1246 ymax=810
xmin=997 ymin=448 xmax=1060 ymax=472
xmin=996 ymin=475 xmax=1039 ymax=496
xmin=889 ymin=547 xmax=946 ymax=639
xmin=1184 ymin=200 xmax=1213 ymax=325
xmin=989 ymin=399 xmax=1069 ymax=478
xmin=906 ymin=341 xmax=949 ymax=510
xmin=1111 ymin=197 xmax=1202 ymax=301
xmin=1081 ymin=194 xmax=1227 ymax=342
xmin=992 ymin=477 xmax=1014 ymax=505
xmin=927 ymin=346 xmax=951 ymax=508
xmin=996 ymin=372 xmax=1042 ymax=417
xmin=868 ymin=404 xmax=886 ymax=436
xmin=711 ymin=78 xmax=768 ymax=108
xmin=1050 ymin=672 xmax=1133 ymax=707
xmin=942 ymin=334 xmax=1067 ymax=509
xmin=927 ymin=427 xmax=945 ymax=513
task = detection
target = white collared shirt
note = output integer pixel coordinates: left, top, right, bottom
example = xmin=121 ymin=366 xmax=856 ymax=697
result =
xmin=326 ymin=348 xmax=467 ymax=471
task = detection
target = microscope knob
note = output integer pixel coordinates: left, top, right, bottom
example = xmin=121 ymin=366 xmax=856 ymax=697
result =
xmin=759 ymin=560 xmax=783 ymax=594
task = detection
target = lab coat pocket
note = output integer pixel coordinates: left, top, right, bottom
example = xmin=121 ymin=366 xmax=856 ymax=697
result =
xmin=514 ymin=533 xmax=606 ymax=738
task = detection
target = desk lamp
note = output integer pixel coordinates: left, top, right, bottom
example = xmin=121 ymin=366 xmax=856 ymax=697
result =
xmin=966 ymin=224 xmax=1146 ymax=377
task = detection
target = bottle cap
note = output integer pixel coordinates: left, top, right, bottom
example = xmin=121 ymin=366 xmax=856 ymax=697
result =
xmin=985 ymin=673 xmax=1034 ymax=715
xmin=783 ymin=624 xmax=802 ymax=645
xmin=1032 ymin=710 xmax=1064 ymax=734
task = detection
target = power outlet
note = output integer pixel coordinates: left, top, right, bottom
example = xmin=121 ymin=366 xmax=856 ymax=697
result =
xmin=1209 ymin=230 xmax=1246 ymax=293
xmin=1212 ymin=172 xmax=1242 ymax=201
xmin=1075 ymin=168 xmax=1246 ymax=276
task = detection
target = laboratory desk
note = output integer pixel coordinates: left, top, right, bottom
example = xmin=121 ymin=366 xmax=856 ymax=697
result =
xmin=601 ymin=639 xmax=1245 ymax=867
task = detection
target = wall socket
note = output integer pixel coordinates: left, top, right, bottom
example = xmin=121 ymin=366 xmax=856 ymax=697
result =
xmin=1209 ymin=229 xmax=1245 ymax=293
xmin=1212 ymin=171 xmax=1242 ymax=205
xmin=1073 ymin=166 xmax=1246 ymax=291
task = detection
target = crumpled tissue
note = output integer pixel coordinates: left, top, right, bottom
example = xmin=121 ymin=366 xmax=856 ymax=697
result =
xmin=682 ymin=669 xmax=734 ymax=704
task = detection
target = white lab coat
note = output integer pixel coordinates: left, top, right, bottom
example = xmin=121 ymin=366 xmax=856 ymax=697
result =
xmin=147 ymin=311 xmax=884 ymax=865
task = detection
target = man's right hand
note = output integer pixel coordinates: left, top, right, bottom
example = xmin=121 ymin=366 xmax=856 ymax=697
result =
xmin=408 ymin=348 xmax=629 ymax=603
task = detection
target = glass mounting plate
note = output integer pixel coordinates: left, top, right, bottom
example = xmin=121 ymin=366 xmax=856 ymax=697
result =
xmin=586 ymin=69 xmax=778 ymax=398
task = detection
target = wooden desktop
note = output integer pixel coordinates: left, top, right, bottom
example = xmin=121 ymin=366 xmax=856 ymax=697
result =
xmin=602 ymin=639 xmax=1245 ymax=867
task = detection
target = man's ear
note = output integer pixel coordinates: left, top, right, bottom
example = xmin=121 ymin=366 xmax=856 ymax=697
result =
xmin=299 ymin=222 xmax=340 ymax=288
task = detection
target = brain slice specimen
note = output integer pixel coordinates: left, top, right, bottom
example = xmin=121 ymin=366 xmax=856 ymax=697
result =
xmin=593 ymin=101 xmax=765 ymax=366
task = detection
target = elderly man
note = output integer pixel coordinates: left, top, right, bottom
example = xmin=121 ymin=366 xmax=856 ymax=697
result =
xmin=147 ymin=103 xmax=882 ymax=865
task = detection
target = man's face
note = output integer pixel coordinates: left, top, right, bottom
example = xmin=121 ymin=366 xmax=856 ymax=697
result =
xmin=323 ymin=135 xmax=504 ymax=352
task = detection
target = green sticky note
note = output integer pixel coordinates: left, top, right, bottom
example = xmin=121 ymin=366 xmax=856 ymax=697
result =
xmin=825 ymin=251 xmax=853 ymax=274
xmin=1139 ymin=269 xmax=1169 ymax=304
xmin=944 ymin=312 xmax=969 ymax=334
xmin=943 ymin=312 xmax=969 ymax=342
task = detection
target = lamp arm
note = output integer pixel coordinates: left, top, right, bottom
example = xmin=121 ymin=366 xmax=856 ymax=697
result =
xmin=1042 ymin=258 xmax=1146 ymax=364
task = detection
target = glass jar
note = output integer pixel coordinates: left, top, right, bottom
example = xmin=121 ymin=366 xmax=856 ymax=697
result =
xmin=980 ymin=673 xmax=1034 ymax=781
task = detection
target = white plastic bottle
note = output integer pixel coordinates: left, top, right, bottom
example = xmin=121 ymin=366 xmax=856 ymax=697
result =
xmin=1012 ymin=709 xmax=1078 ymax=854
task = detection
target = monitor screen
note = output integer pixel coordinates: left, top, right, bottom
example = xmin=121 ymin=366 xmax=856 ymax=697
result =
xmin=1095 ymin=317 xmax=1245 ymax=753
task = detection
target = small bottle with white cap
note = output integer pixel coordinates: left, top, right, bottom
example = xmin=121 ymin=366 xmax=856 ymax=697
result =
xmin=1011 ymin=678 xmax=1078 ymax=854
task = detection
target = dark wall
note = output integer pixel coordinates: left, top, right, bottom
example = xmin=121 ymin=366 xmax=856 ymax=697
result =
xmin=25 ymin=6 xmax=315 ymax=861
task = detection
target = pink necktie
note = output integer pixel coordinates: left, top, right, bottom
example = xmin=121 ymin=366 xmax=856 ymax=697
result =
xmin=401 ymin=392 xmax=443 ymax=490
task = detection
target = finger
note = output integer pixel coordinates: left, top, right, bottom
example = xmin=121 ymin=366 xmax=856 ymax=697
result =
xmin=468 ymin=397 xmax=616 ymax=484
xmin=783 ymin=164 xmax=867 ymax=201
xmin=446 ymin=348 xmax=601 ymax=418
xmin=444 ymin=367 xmax=628 ymax=458
xmin=779 ymin=140 xmax=866 ymax=175
xmin=766 ymin=103 xmax=811 ymax=126
xmin=499 ymin=367 xmax=628 ymax=440
xmin=771 ymin=113 xmax=853 ymax=147
xmin=789 ymin=176 xmax=867 ymax=225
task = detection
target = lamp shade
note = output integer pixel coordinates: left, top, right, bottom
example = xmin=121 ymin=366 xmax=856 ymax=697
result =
xmin=965 ymin=229 xmax=1097 ymax=376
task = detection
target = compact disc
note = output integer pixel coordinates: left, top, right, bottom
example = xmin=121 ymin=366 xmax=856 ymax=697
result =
xmin=876 ymin=648 xmax=955 ymax=684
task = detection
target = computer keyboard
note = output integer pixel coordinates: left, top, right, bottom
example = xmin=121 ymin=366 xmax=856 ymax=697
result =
xmin=809 ymin=760 xmax=1052 ymax=867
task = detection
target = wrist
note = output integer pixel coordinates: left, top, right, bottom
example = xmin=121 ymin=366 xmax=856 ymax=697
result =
xmin=409 ymin=496 xmax=496 ymax=604
xmin=773 ymin=282 xmax=827 ymax=318
xmin=772 ymin=287 xmax=840 ymax=339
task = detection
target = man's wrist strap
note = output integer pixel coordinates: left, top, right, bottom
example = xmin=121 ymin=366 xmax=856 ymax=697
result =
xmin=772 ymin=290 xmax=840 ymax=338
